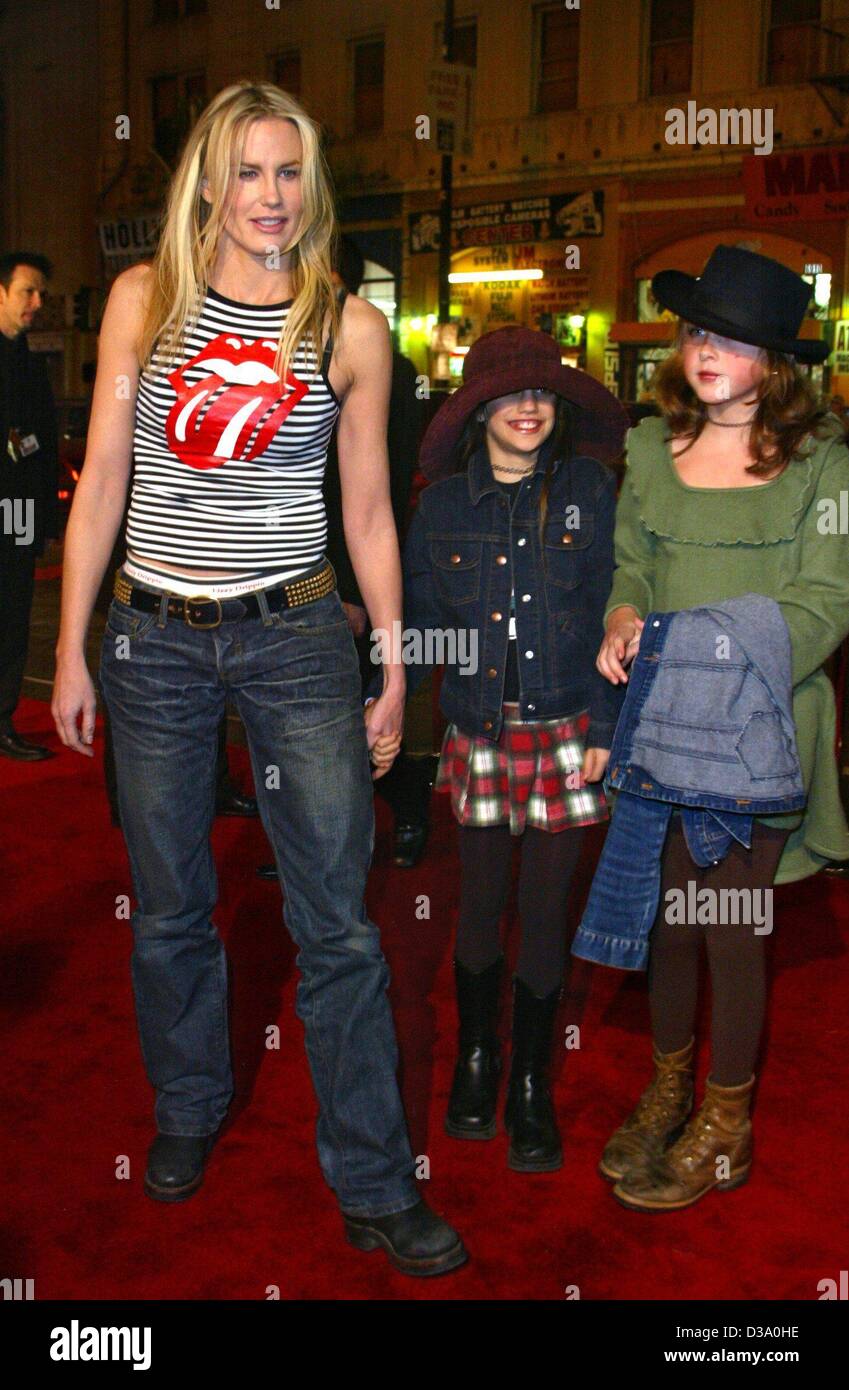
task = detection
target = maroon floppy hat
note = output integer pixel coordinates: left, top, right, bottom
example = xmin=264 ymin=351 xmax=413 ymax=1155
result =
xmin=419 ymin=326 xmax=629 ymax=481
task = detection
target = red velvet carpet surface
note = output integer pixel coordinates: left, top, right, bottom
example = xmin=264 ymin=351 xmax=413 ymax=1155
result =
xmin=3 ymin=695 xmax=848 ymax=1302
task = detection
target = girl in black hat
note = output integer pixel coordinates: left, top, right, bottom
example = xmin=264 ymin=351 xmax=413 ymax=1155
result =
xmin=594 ymin=245 xmax=849 ymax=1212
xmin=397 ymin=324 xmax=628 ymax=1170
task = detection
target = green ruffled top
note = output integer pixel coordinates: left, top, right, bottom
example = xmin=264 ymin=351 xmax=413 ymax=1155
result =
xmin=605 ymin=413 xmax=849 ymax=883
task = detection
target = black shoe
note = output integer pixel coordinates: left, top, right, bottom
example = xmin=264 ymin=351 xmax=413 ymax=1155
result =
xmin=392 ymin=819 xmax=429 ymax=868
xmin=504 ymin=977 xmax=563 ymax=1172
xmin=343 ymin=1199 xmax=467 ymax=1277
xmin=822 ymin=858 xmax=849 ymax=876
xmin=445 ymin=956 xmax=503 ymax=1140
xmin=143 ymin=1132 xmax=217 ymax=1203
xmin=256 ymin=863 xmax=279 ymax=880
xmin=215 ymin=788 xmax=259 ymax=817
xmin=0 ymin=726 xmax=54 ymax=761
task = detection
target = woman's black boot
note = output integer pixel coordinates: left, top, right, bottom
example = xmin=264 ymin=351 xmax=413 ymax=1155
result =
xmin=504 ymin=976 xmax=563 ymax=1172
xmin=444 ymin=955 xmax=503 ymax=1140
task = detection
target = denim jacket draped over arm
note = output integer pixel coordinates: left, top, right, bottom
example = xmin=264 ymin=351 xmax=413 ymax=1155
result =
xmin=571 ymin=594 xmax=805 ymax=970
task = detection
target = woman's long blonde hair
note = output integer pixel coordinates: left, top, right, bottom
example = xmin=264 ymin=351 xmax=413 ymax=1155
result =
xmin=138 ymin=80 xmax=340 ymax=387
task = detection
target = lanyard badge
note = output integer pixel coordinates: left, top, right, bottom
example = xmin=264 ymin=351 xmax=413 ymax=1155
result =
xmin=6 ymin=428 xmax=39 ymax=462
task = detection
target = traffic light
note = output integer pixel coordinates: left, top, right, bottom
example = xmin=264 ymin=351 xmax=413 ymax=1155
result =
xmin=72 ymin=287 xmax=91 ymax=331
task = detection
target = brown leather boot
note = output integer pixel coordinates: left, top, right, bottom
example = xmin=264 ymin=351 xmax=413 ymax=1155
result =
xmin=612 ymin=1073 xmax=755 ymax=1212
xmin=598 ymin=1037 xmax=694 ymax=1182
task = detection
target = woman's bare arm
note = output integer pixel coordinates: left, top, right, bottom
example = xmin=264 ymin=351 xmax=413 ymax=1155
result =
xmin=52 ymin=264 xmax=149 ymax=753
xmin=332 ymin=295 xmax=405 ymax=755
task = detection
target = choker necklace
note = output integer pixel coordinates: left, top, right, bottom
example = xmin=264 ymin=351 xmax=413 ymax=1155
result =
xmin=705 ymin=414 xmax=757 ymax=428
xmin=493 ymin=462 xmax=537 ymax=477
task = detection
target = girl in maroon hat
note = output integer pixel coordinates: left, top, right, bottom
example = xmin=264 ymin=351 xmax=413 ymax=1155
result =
xmin=396 ymin=324 xmax=628 ymax=1170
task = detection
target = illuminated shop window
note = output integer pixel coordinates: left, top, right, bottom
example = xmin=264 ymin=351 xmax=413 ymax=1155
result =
xmin=360 ymin=259 xmax=397 ymax=330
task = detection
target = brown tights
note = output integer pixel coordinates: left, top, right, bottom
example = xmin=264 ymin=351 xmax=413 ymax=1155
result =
xmin=647 ymin=814 xmax=790 ymax=1086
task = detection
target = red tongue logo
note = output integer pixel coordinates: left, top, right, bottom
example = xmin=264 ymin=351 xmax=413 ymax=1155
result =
xmin=166 ymin=332 xmax=309 ymax=469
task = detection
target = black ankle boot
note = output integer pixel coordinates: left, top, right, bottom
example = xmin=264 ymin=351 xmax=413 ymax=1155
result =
xmin=143 ymin=1132 xmax=217 ymax=1202
xmin=504 ymin=977 xmax=562 ymax=1172
xmin=343 ymin=1199 xmax=467 ymax=1277
xmin=445 ymin=956 xmax=503 ymax=1140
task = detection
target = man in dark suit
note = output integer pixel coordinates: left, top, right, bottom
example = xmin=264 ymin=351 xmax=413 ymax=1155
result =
xmin=0 ymin=252 xmax=59 ymax=760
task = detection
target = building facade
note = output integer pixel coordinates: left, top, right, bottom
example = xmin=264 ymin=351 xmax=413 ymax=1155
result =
xmin=2 ymin=0 xmax=848 ymax=401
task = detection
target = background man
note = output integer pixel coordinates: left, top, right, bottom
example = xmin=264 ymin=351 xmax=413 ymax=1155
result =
xmin=0 ymin=251 xmax=59 ymax=760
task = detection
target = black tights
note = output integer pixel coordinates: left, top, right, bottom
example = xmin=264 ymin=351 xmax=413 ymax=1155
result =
xmin=456 ymin=823 xmax=586 ymax=997
xmin=647 ymin=815 xmax=790 ymax=1086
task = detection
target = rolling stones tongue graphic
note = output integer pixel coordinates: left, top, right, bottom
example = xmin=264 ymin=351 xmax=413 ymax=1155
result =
xmin=166 ymin=333 xmax=309 ymax=469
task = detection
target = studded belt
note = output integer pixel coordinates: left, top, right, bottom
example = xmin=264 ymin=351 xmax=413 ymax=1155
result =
xmin=112 ymin=560 xmax=336 ymax=629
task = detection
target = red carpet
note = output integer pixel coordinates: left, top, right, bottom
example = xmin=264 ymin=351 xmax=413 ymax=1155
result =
xmin=3 ymin=695 xmax=848 ymax=1301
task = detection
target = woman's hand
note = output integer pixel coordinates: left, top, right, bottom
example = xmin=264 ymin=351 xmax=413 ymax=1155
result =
xmin=582 ymin=747 xmax=610 ymax=782
xmin=597 ymin=606 xmax=645 ymax=685
xmin=52 ymin=654 xmax=97 ymax=757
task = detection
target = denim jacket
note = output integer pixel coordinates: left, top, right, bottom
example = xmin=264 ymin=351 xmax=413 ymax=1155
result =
xmin=571 ymin=594 xmax=805 ymax=970
xmin=375 ymin=443 xmax=625 ymax=747
xmin=606 ymin=592 xmax=806 ymax=813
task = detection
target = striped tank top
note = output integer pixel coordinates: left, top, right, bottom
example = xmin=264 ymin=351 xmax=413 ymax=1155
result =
xmin=125 ymin=286 xmax=341 ymax=585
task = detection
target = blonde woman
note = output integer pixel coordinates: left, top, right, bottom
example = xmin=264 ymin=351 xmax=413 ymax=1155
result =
xmin=52 ymin=81 xmax=465 ymax=1277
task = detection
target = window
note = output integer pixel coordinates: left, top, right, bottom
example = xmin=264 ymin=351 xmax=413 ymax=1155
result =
xmin=153 ymin=0 xmax=206 ymax=18
xmin=273 ymin=49 xmax=301 ymax=97
xmin=152 ymin=71 xmax=207 ymax=165
xmin=184 ymin=72 xmax=206 ymax=113
xmin=647 ymin=0 xmax=693 ymax=96
xmin=360 ymin=258 xmax=397 ymax=328
xmin=152 ymin=75 xmax=179 ymax=126
xmin=353 ymin=38 xmax=384 ymax=134
xmin=766 ymin=0 xmax=821 ymax=84
xmin=435 ymin=19 xmax=478 ymax=67
xmin=536 ymin=5 xmax=579 ymax=113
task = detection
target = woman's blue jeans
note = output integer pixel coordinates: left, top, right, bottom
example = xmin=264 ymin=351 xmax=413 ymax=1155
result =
xmin=98 ymin=579 xmax=418 ymax=1218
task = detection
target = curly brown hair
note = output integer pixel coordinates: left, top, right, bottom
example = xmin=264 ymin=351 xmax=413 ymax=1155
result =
xmin=652 ymin=320 xmax=830 ymax=476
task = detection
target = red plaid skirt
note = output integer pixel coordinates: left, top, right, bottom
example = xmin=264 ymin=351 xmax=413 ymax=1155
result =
xmin=434 ymin=704 xmax=609 ymax=835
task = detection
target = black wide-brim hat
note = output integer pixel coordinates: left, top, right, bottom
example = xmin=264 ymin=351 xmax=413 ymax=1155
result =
xmin=419 ymin=326 xmax=629 ymax=481
xmin=651 ymin=244 xmax=829 ymax=364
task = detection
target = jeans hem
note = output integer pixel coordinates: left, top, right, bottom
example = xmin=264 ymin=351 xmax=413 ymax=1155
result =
xmin=339 ymin=1191 xmax=421 ymax=1220
xmin=155 ymin=1127 xmax=220 ymax=1139
xmin=572 ymin=930 xmax=649 ymax=972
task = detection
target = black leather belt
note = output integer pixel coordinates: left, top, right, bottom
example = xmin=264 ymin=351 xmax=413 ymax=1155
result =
xmin=113 ymin=561 xmax=336 ymax=629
